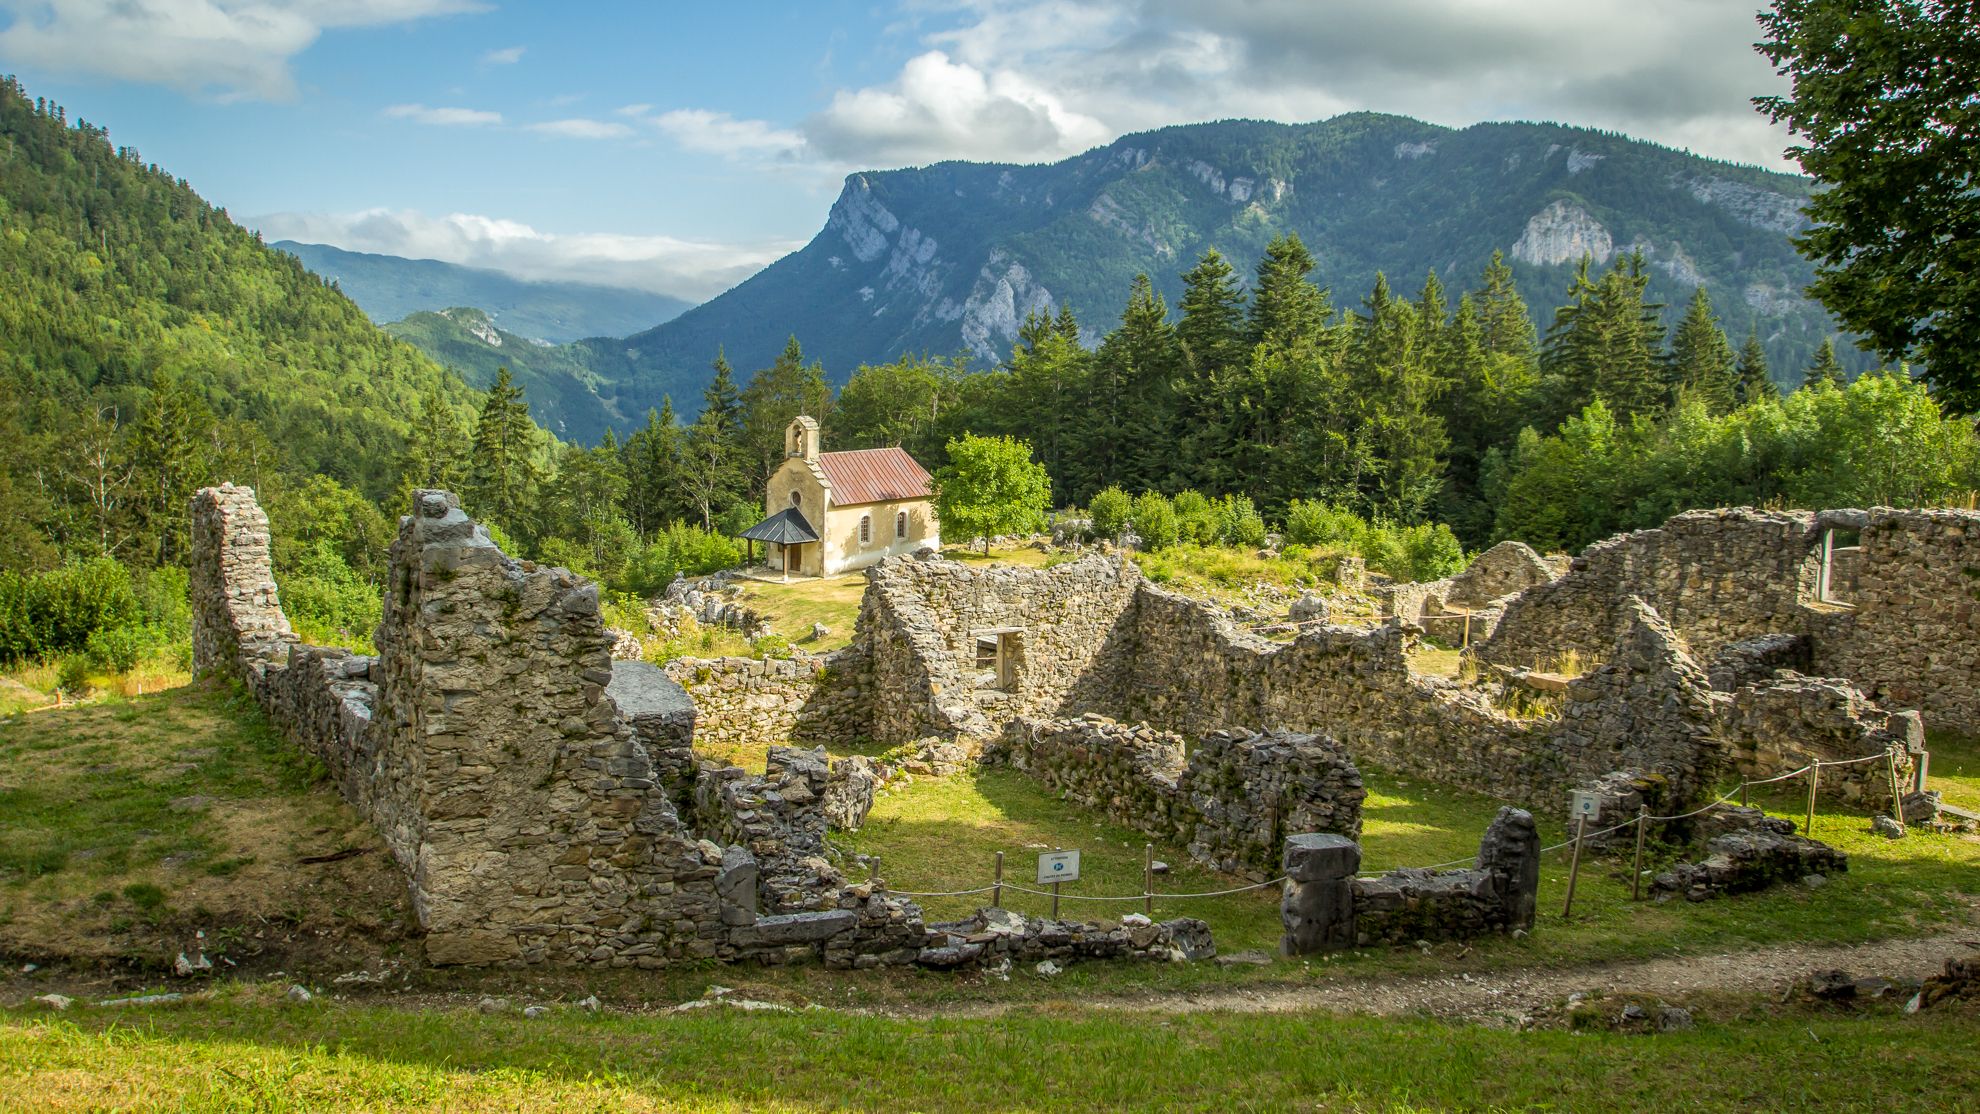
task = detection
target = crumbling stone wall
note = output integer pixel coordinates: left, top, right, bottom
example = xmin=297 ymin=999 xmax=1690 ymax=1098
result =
xmin=1446 ymin=540 xmax=1559 ymax=608
xmin=1814 ymin=508 xmax=1980 ymax=732
xmin=989 ymin=715 xmax=1365 ymax=881
xmin=860 ymin=552 xmax=1140 ymax=745
xmin=1476 ymin=508 xmax=1827 ymax=672
xmin=190 ymin=484 xmax=299 ymax=683
xmin=663 ymin=649 xmax=867 ymax=754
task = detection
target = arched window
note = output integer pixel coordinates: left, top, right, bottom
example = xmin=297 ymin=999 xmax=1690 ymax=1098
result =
xmin=789 ymin=490 xmax=802 ymax=511
xmin=860 ymin=515 xmax=872 ymax=545
xmin=896 ymin=510 xmax=908 ymax=539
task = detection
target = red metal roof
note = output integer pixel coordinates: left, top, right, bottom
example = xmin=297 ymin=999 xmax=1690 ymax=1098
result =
xmin=817 ymin=447 xmax=933 ymax=506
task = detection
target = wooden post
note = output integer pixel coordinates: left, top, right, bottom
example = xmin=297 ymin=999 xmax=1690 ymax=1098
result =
xmin=1740 ymin=779 xmax=1749 ymax=807
xmin=1805 ymin=763 xmax=1820 ymax=836
xmin=1051 ymin=846 xmax=1062 ymax=920
xmin=1887 ymin=750 xmax=1905 ymax=826
xmin=993 ymin=851 xmax=1004 ymax=908
xmin=1917 ymin=749 xmax=1930 ymax=794
xmin=1561 ymin=816 xmax=1587 ymax=918
xmin=1144 ymin=844 xmax=1154 ymax=917
xmin=1461 ymin=611 xmax=1471 ymax=650
xmin=1631 ymin=806 xmax=1648 ymax=901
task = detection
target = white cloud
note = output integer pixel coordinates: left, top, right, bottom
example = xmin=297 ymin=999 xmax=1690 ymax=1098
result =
xmin=614 ymin=103 xmax=653 ymax=116
xmin=249 ymin=207 xmax=803 ymax=302
xmin=384 ymin=103 xmax=502 ymax=126
xmin=804 ymin=50 xmax=1109 ymax=165
xmin=650 ymin=108 xmax=804 ymax=159
xmin=0 ymin=0 xmax=484 ymax=101
xmin=480 ymin=44 xmax=522 ymax=64
xmin=760 ymin=0 xmax=1797 ymax=170
xmin=527 ymin=117 xmax=633 ymax=139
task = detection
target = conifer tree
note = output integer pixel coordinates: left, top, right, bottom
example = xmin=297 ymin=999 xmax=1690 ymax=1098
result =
xmin=1076 ymin=274 xmax=1177 ymax=498
xmin=1668 ymin=287 xmax=1739 ymax=415
xmin=1248 ymin=234 xmax=1330 ymax=347
xmin=1348 ymin=274 xmax=1446 ymax=521
xmin=127 ymin=373 xmax=216 ymax=566
xmin=395 ymin=387 xmax=469 ymax=509
xmin=622 ymin=400 xmax=685 ymax=536
xmin=467 ymin=367 xmax=540 ymax=534
xmin=740 ymin=336 xmax=832 ymax=495
xmin=1176 ymin=249 xmax=1247 ymax=377
xmin=1542 ymin=254 xmax=1667 ymax=420
xmin=1474 ymin=251 xmax=1539 ymax=363
xmin=1737 ymin=327 xmax=1779 ymax=405
xmin=1006 ymin=310 xmax=1089 ymax=498
xmin=1804 ymin=336 xmax=1847 ymax=390
xmin=701 ymin=348 xmax=744 ymax=435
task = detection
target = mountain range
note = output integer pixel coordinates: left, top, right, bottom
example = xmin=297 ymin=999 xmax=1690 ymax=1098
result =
xmin=381 ymin=113 xmax=1859 ymax=446
xmin=273 ymin=241 xmax=693 ymax=344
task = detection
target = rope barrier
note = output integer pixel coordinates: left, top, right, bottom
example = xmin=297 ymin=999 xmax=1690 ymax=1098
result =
xmin=878 ymin=748 xmax=1903 ymax=903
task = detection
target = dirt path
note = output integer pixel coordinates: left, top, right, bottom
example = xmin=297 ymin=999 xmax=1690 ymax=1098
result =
xmin=906 ymin=933 xmax=1980 ymax=1024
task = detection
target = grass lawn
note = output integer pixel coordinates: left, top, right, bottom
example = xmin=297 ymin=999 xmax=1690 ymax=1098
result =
xmin=2 ymin=982 xmax=1975 ymax=1112
xmin=1926 ymin=731 xmax=1979 ymax=814
xmin=833 ymin=761 xmax=1980 ymax=991
xmin=732 ymin=576 xmax=868 ymax=653
xmin=0 ymin=682 xmax=413 ymax=965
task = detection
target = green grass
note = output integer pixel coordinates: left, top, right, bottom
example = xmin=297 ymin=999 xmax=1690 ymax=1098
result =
xmin=832 ymin=763 xmax=1979 ymax=992
xmin=734 ymin=577 xmax=867 ymax=653
xmin=1926 ymin=731 xmax=1979 ymax=813
xmin=3 ymin=983 xmax=1975 ymax=1112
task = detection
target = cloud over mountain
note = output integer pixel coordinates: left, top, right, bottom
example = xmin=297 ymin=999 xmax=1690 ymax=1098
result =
xmin=247 ymin=207 xmax=801 ymax=303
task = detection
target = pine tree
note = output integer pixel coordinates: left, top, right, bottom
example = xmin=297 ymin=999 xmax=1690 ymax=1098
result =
xmin=1248 ymin=234 xmax=1330 ymax=348
xmin=1542 ymin=254 xmax=1667 ymax=420
xmin=1737 ymin=327 xmax=1779 ymax=405
xmin=1075 ymin=274 xmax=1177 ymax=498
xmin=126 ymin=373 xmax=216 ymax=566
xmin=1474 ymin=251 xmax=1539 ymax=363
xmin=622 ymin=400 xmax=685 ymax=536
xmin=394 ymin=387 xmax=469 ymax=509
xmin=701 ymin=348 xmax=744 ymax=435
xmin=739 ymin=336 xmax=833 ymax=495
xmin=1007 ymin=312 xmax=1090 ymax=499
xmin=467 ymin=367 xmax=540 ymax=534
xmin=1668 ymin=287 xmax=1739 ymax=415
xmin=1176 ymin=249 xmax=1247 ymax=378
xmin=1348 ymin=274 xmax=1447 ymax=521
xmin=1804 ymin=336 xmax=1847 ymax=390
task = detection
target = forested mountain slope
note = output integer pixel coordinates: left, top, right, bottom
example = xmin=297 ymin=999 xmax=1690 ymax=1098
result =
xmin=383 ymin=307 xmax=623 ymax=441
xmin=0 ymin=79 xmax=480 ymax=500
xmin=275 ymin=241 xmax=692 ymax=344
xmin=568 ymin=114 xmax=1849 ymax=422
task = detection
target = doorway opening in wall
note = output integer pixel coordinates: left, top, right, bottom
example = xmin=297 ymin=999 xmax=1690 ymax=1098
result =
xmin=1819 ymin=527 xmax=1861 ymax=607
xmin=973 ymin=628 xmax=1022 ymax=691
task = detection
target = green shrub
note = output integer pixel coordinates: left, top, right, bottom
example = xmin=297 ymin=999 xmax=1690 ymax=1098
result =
xmin=1215 ymin=495 xmax=1268 ymax=548
xmin=1172 ymin=490 xmax=1217 ymax=545
xmin=1283 ymin=500 xmax=1368 ymax=548
xmin=1400 ymin=523 xmax=1468 ymax=582
xmin=1089 ymin=486 xmax=1132 ymax=541
xmin=0 ymin=557 xmax=142 ymax=663
xmin=622 ymin=522 xmax=741 ymax=596
xmin=750 ymin=632 xmax=792 ymax=659
xmin=1130 ymin=491 xmax=1180 ymax=550
xmin=1357 ymin=521 xmax=1409 ymax=580
xmin=86 ymin=625 xmax=149 ymax=674
xmin=276 ymin=542 xmax=382 ymax=643
xmin=56 ymin=655 xmax=89 ymax=692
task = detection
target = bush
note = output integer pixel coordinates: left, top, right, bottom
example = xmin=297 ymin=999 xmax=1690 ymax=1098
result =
xmin=750 ymin=632 xmax=792 ymax=659
xmin=276 ymin=542 xmax=382 ymax=644
xmin=621 ymin=523 xmax=740 ymax=597
xmin=1215 ymin=495 xmax=1268 ymax=548
xmin=1283 ymin=500 xmax=1368 ymax=549
xmin=86 ymin=625 xmax=149 ymax=674
xmin=1173 ymin=490 xmax=1217 ymax=545
xmin=56 ymin=655 xmax=89 ymax=692
xmin=1400 ymin=523 xmax=1468 ymax=582
xmin=1089 ymin=486 xmax=1132 ymax=541
xmin=1130 ymin=492 xmax=1180 ymax=550
xmin=0 ymin=557 xmax=142 ymax=663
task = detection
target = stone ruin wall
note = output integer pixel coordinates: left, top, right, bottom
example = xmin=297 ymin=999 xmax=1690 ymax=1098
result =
xmin=661 ymin=649 xmax=868 ymax=756
xmin=1474 ymin=506 xmax=1980 ymax=736
xmin=190 ymin=486 xmax=953 ymax=971
xmin=987 ymin=716 xmax=1366 ymax=881
xmin=859 ymin=552 xmax=1140 ymax=746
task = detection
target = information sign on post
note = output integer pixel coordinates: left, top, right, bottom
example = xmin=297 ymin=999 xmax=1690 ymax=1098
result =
xmin=1570 ymin=791 xmax=1602 ymax=823
xmin=1037 ymin=850 xmax=1081 ymax=884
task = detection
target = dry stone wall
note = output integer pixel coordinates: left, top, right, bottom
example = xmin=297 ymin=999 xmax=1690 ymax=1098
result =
xmin=860 ymin=552 xmax=1140 ymax=745
xmin=190 ymin=484 xmax=299 ymax=683
xmin=662 ymin=649 xmax=867 ymax=754
xmin=988 ymin=715 xmax=1366 ymax=880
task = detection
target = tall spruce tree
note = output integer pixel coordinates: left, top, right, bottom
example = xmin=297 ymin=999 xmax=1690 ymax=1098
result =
xmin=1542 ymin=254 xmax=1667 ymax=420
xmin=622 ymin=400 xmax=685 ymax=536
xmin=1248 ymin=234 xmax=1330 ymax=348
xmin=1075 ymin=274 xmax=1177 ymax=499
xmin=1006 ymin=309 xmax=1090 ymax=499
xmin=1737 ymin=327 xmax=1780 ymax=405
xmin=1668 ymin=287 xmax=1739 ymax=415
xmin=1348 ymin=274 xmax=1447 ymax=521
xmin=739 ymin=336 xmax=833 ymax=496
xmin=394 ymin=387 xmax=470 ymax=511
xmin=1174 ymin=250 xmax=1248 ymax=491
xmin=467 ymin=367 xmax=540 ymax=534
xmin=1804 ymin=336 xmax=1847 ymax=390
xmin=127 ymin=373 xmax=216 ymax=566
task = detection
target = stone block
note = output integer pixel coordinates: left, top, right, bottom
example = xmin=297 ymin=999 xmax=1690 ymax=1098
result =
xmin=1282 ymin=833 xmax=1360 ymax=882
xmin=730 ymin=910 xmax=858 ymax=947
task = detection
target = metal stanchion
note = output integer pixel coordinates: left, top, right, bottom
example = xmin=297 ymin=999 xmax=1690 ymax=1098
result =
xmin=1805 ymin=763 xmax=1820 ymax=835
xmin=1051 ymin=846 xmax=1062 ymax=920
xmin=1143 ymin=844 xmax=1154 ymax=917
xmin=993 ymin=851 xmax=1004 ymax=908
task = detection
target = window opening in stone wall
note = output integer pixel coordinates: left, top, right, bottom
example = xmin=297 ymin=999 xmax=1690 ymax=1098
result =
xmin=896 ymin=510 xmax=907 ymax=538
xmin=790 ymin=490 xmax=802 ymax=510
xmin=1819 ymin=527 xmax=1861 ymax=607
xmin=860 ymin=515 xmax=872 ymax=545
xmin=972 ymin=627 xmax=1022 ymax=691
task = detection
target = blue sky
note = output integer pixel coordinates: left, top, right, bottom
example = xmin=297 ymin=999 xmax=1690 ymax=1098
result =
xmin=0 ymin=0 xmax=1794 ymax=302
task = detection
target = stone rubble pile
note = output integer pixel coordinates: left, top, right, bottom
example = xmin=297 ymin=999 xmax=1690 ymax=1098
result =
xmin=1651 ymin=820 xmax=1847 ymax=903
xmin=920 ymin=906 xmax=1215 ymax=967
